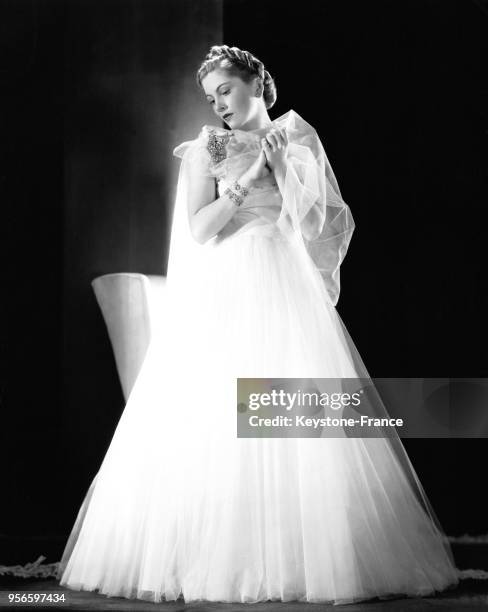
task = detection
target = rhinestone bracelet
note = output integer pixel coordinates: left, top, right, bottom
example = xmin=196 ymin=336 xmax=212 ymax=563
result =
xmin=231 ymin=180 xmax=249 ymax=197
xmin=224 ymin=180 xmax=249 ymax=207
xmin=224 ymin=188 xmax=243 ymax=206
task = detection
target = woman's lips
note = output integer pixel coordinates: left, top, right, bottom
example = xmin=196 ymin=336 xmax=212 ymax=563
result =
xmin=224 ymin=113 xmax=233 ymax=121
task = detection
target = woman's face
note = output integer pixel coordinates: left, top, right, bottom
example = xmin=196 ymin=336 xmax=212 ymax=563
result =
xmin=202 ymin=69 xmax=259 ymax=129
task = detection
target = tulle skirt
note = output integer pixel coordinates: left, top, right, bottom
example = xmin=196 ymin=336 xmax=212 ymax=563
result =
xmin=57 ymin=230 xmax=459 ymax=604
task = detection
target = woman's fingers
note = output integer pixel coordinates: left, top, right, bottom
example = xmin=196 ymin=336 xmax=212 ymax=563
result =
xmin=277 ymin=127 xmax=288 ymax=148
xmin=263 ymin=129 xmax=276 ymax=151
xmin=279 ymin=127 xmax=288 ymax=146
xmin=266 ymin=129 xmax=280 ymax=151
xmin=265 ymin=127 xmax=288 ymax=151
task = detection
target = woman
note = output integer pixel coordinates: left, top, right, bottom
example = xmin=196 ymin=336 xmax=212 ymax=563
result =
xmin=56 ymin=45 xmax=460 ymax=605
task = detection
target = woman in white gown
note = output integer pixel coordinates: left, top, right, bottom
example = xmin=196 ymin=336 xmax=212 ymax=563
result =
xmin=56 ymin=45 xmax=460 ymax=605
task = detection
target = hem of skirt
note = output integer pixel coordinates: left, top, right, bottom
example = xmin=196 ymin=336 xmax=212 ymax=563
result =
xmin=59 ymin=573 xmax=460 ymax=606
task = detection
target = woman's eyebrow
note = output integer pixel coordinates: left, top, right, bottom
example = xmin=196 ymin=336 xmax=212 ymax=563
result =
xmin=205 ymin=82 xmax=231 ymax=99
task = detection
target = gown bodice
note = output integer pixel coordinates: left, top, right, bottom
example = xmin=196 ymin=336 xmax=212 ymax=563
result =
xmin=202 ymin=125 xmax=285 ymax=243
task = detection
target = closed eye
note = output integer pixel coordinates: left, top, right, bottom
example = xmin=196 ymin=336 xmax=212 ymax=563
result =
xmin=208 ymin=90 xmax=230 ymax=105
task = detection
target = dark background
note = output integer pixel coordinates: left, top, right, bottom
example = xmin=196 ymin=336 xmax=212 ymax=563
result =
xmin=1 ymin=0 xmax=486 ymax=564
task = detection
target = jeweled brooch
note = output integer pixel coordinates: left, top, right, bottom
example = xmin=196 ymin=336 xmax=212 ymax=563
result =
xmin=206 ymin=128 xmax=231 ymax=165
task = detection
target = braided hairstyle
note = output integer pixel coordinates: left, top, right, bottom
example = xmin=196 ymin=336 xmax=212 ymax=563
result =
xmin=196 ymin=45 xmax=277 ymax=110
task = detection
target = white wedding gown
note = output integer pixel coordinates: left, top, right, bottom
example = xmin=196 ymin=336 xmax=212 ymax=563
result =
xmin=57 ymin=111 xmax=460 ymax=605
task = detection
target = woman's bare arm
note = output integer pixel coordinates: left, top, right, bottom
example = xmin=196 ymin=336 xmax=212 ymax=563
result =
xmin=188 ymin=167 xmax=256 ymax=244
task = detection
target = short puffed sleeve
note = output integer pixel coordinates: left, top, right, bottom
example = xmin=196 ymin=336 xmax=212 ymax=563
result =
xmin=172 ymin=126 xmax=215 ymax=178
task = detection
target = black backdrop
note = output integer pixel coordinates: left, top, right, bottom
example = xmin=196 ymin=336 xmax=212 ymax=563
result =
xmin=1 ymin=0 xmax=487 ymax=564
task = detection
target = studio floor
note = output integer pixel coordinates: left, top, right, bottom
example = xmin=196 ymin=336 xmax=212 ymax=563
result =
xmin=0 ymin=577 xmax=488 ymax=611
xmin=1 ymin=544 xmax=488 ymax=612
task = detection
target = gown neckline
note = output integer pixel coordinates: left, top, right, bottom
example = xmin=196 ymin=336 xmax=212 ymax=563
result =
xmin=204 ymin=109 xmax=296 ymax=139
